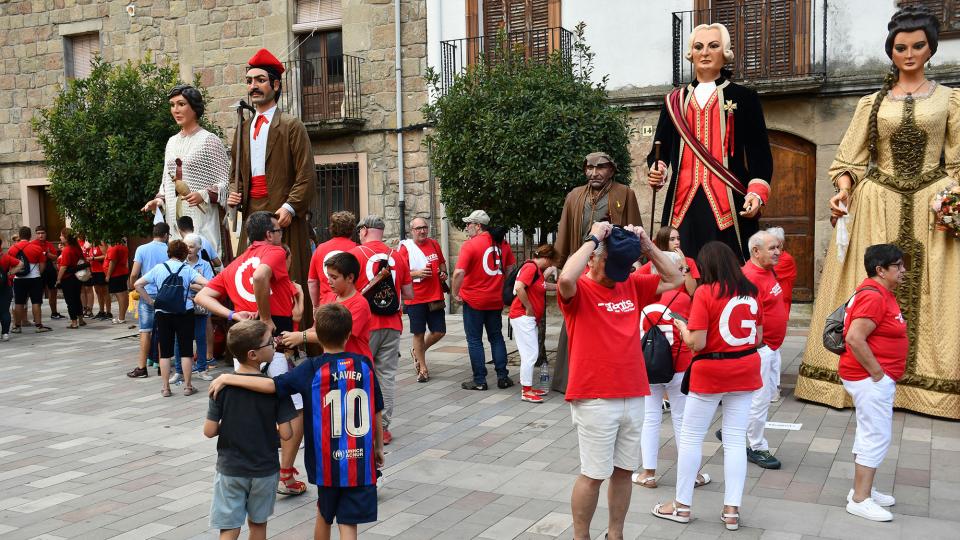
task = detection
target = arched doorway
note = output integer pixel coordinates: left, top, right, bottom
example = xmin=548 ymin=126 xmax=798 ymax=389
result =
xmin=761 ymin=130 xmax=815 ymax=302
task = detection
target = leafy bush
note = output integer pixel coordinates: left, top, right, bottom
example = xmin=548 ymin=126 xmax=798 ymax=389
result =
xmin=423 ymin=24 xmax=632 ymax=237
xmin=33 ymin=56 xmax=221 ymax=243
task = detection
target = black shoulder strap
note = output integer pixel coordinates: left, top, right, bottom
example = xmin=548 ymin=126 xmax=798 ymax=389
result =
xmin=643 ymin=291 xmax=681 ymax=329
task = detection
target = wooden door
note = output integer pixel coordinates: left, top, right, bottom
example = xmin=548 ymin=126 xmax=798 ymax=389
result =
xmin=761 ymin=131 xmax=815 ymax=302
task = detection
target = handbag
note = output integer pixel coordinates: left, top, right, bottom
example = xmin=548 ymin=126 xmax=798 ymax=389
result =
xmin=822 ymin=286 xmax=879 ymax=354
xmin=427 ymin=300 xmax=445 ymax=312
xmin=74 ymin=259 xmax=92 ymax=282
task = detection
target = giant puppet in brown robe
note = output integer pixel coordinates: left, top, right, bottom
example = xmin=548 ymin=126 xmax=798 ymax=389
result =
xmin=552 ymin=152 xmax=643 ymax=392
xmin=229 ymin=48 xmax=317 ymax=324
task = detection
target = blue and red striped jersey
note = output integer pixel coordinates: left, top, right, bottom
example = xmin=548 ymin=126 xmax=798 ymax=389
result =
xmin=274 ymin=352 xmax=383 ymax=487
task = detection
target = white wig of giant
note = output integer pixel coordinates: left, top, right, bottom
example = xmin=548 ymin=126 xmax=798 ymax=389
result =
xmin=685 ymin=23 xmax=735 ymax=64
xmin=648 ymin=251 xmax=683 ymax=276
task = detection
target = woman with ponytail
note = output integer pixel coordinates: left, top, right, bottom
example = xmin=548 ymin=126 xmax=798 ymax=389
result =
xmin=796 ymin=6 xmax=960 ymax=420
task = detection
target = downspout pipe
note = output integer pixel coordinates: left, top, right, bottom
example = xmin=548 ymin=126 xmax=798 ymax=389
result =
xmin=395 ymin=0 xmax=406 ymax=238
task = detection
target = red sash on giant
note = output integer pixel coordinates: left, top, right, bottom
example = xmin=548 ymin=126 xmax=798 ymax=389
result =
xmin=665 ymin=88 xmax=747 ymax=196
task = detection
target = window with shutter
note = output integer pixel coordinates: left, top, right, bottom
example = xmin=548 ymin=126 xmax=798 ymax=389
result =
xmin=897 ymin=1 xmax=960 ymax=37
xmin=295 ymin=0 xmax=342 ymax=33
xmin=66 ymin=33 xmax=100 ymax=80
xmin=476 ymin=0 xmax=560 ymax=63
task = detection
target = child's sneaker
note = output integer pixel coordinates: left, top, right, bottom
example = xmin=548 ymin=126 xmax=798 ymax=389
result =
xmin=521 ymin=387 xmax=543 ymax=403
xmin=278 ymin=467 xmax=307 ymax=496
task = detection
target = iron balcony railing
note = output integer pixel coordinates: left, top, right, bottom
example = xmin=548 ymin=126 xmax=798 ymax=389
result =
xmin=439 ymin=26 xmax=573 ymax=95
xmin=280 ymin=54 xmax=363 ymax=124
xmin=671 ymin=0 xmax=826 ymax=87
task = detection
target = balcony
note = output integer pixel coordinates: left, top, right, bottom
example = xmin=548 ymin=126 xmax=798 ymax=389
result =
xmin=439 ymin=26 xmax=573 ymax=95
xmin=672 ymin=0 xmax=826 ymax=92
xmin=280 ymin=54 xmax=364 ymax=137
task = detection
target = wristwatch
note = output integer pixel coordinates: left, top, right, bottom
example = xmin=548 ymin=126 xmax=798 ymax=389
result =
xmin=586 ymin=235 xmax=601 ymax=248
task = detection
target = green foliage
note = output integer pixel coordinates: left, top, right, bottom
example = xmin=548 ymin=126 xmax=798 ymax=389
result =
xmin=423 ymin=23 xmax=632 ymax=235
xmin=32 ymin=56 xmax=223 ymax=243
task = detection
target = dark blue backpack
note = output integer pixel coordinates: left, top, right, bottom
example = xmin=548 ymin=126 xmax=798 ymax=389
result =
xmin=154 ymin=262 xmax=188 ymax=313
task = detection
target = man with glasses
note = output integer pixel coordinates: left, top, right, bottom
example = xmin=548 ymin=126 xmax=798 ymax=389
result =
xmin=399 ymin=217 xmax=448 ymax=383
xmin=552 ymin=152 xmax=643 ymax=393
xmin=195 ymin=210 xmax=308 ymax=496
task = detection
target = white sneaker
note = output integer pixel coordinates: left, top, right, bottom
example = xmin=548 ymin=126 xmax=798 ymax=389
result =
xmin=846 ymin=497 xmax=893 ymax=522
xmin=1 ymin=334 xmax=9 ymax=342
xmin=770 ymin=389 xmax=782 ymax=403
xmin=848 ymin=488 xmax=895 ymax=507
xmin=199 ymin=371 xmax=213 ymax=381
xmin=168 ymin=372 xmax=183 ymax=385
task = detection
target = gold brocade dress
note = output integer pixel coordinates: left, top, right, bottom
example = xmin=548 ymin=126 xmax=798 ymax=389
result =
xmin=796 ymin=83 xmax=960 ymax=420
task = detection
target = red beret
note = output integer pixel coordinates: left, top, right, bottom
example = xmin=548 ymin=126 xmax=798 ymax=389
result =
xmin=247 ymin=48 xmax=285 ymax=76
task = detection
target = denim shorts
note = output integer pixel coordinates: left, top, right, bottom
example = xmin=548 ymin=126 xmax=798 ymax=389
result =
xmin=209 ymin=472 xmax=280 ymax=530
xmin=138 ymin=299 xmax=155 ymax=333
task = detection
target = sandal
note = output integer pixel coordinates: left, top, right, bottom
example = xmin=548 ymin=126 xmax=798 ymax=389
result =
xmin=721 ymin=511 xmax=740 ymax=531
xmin=160 ymin=388 xmax=172 ymax=397
xmin=11 ymin=326 xmax=21 ymax=334
xmin=67 ymin=324 xmax=79 ymax=329
xmin=651 ymin=502 xmax=690 ymax=524
xmin=278 ymin=467 xmax=307 ymax=495
xmin=417 ymin=370 xmax=430 ymax=383
xmin=695 ymin=473 xmax=711 ymax=488
xmin=78 ymin=318 xmax=87 ymax=327
xmin=183 ymin=386 xmax=197 ymax=396
xmin=631 ymin=472 xmax=658 ymax=488
xmin=35 ymin=324 xmax=52 ymax=333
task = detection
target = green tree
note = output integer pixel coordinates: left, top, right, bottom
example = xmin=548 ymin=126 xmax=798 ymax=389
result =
xmin=32 ymin=56 xmax=221 ymax=243
xmin=423 ymin=23 xmax=632 ymax=238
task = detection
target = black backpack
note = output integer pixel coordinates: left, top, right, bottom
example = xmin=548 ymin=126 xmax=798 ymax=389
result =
xmin=502 ymin=260 xmax=539 ymax=306
xmin=14 ymin=248 xmax=30 ymax=278
xmin=822 ymin=285 xmax=880 ymax=354
xmin=153 ymin=262 xmax=188 ymax=314
xmin=641 ymin=294 xmax=680 ymax=384
xmin=360 ymin=250 xmax=400 ymax=316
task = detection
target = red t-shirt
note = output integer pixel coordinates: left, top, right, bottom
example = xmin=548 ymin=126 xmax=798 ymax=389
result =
xmin=34 ymin=239 xmax=58 ymax=264
xmin=206 ymin=241 xmax=293 ymax=316
xmin=638 ymin=256 xmax=700 ymax=280
xmin=455 ymin=232 xmax=516 ymax=311
xmin=559 ymin=272 xmax=661 ymax=401
xmin=349 ymin=241 xmax=412 ymax=331
xmin=640 ymin=287 xmax=693 ymax=373
xmin=686 ymin=283 xmax=763 ymax=394
xmin=508 ymin=262 xmax=545 ymax=321
xmin=741 ymin=261 xmax=787 ymax=350
xmin=308 ymin=237 xmax=358 ymax=299
xmin=1 ymin=253 xmax=20 ymax=286
xmin=87 ymin=245 xmax=105 ymax=273
xmin=839 ymin=279 xmax=908 ymax=382
xmin=398 ymin=239 xmax=446 ymax=305
xmin=8 ymin=240 xmax=45 ymax=264
xmin=320 ymin=291 xmax=373 ymax=360
xmin=774 ymin=251 xmax=797 ymax=311
xmin=58 ymin=244 xmax=83 ymax=279
xmin=105 ymin=244 xmax=130 ymax=277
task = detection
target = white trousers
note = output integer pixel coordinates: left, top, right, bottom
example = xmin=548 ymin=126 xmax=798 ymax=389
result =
xmin=510 ymin=316 xmax=538 ymax=386
xmin=675 ymin=391 xmax=753 ymax=507
xmin=842 ymin=375 xmax=896 ymax=468
xmin=641 ymin=371 xmax=686 ymax=470
xmin=746 ymin=345 xmax=780 ymax=451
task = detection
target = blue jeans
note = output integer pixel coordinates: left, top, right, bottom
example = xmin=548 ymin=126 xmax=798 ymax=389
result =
xmin=462 ymin=302 xmax=509 ymax=384
xmin=174 ymin=314 xmax=209 ymax=374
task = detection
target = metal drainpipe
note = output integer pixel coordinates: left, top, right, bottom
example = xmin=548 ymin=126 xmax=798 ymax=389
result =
xmin=395 ymin=0 xmax=406 ymax=239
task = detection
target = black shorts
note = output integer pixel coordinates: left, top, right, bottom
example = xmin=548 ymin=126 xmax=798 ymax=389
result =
xmin=405 ymin=302 xmax=446 ymax=335
xmin=42 ymin=265 xmax=57 ymax=289
xmin=316 ymin=485 xmax=377 ymax=525
xmin=13 ymin=277 xmax=44 ymax=305
xmin=85 ymin=272 xmax=106 ymax=286
xmin=108 ymin=275 xmax=129 ymax=294
xmin=156 ymin=311 xmax=195 ymax=358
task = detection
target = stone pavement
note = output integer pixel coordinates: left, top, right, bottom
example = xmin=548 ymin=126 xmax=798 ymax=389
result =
xmin=1 ymin=305 xmax=958 ymax=540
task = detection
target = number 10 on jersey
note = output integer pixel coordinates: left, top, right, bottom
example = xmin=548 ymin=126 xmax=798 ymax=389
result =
xmin=323 ymin=388 xmax=371 ymax=438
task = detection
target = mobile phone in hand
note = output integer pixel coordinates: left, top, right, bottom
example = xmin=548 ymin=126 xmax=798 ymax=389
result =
xmin=668 ymin=311 xmax=687 ymax=324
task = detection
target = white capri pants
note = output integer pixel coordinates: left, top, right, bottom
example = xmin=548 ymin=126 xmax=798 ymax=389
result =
xmin=746 ymin=345 xmax=780 ymax=451
xmin=841 ymin=375 xmax=896 ymax=468
xmin=675 ymin=391 xmax=753 ymax=507
xmin=509 ymin=316 xmax=538 ymax=386
xmin=570 ymin=397 xmax=644 ymax=480
xmin=641 ymin=371 xmax=686 ymax=471
xmin=234 ymin=352 xmax=303 ymax=410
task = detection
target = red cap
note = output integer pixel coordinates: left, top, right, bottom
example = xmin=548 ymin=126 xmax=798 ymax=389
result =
xmin=247 ymin=48 xmax=285 ymax=76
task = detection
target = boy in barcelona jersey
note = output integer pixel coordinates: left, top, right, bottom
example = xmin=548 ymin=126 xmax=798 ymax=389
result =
xmin=209 ymin=303 xmax=384 ymax=539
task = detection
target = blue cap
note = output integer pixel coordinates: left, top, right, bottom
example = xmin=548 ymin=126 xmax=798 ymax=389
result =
xmin=603 ymin=226 xmax=642 ymax=282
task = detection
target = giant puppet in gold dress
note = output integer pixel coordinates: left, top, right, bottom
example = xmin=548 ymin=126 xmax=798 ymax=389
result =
xmin=796 ymin=7 xmax=960 ymax=419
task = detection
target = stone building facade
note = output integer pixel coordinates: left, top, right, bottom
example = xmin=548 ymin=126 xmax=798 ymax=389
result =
xmin=0 ymin=0 xmax=434 ymax=247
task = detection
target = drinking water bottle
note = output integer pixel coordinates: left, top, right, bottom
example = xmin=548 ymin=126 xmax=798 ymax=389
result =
xmin=538 ymin=362 xmax=550 ymax=388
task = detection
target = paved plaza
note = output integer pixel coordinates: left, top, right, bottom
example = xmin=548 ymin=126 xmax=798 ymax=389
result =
xmin=1 ymin=306 xmax=959 ymax=540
